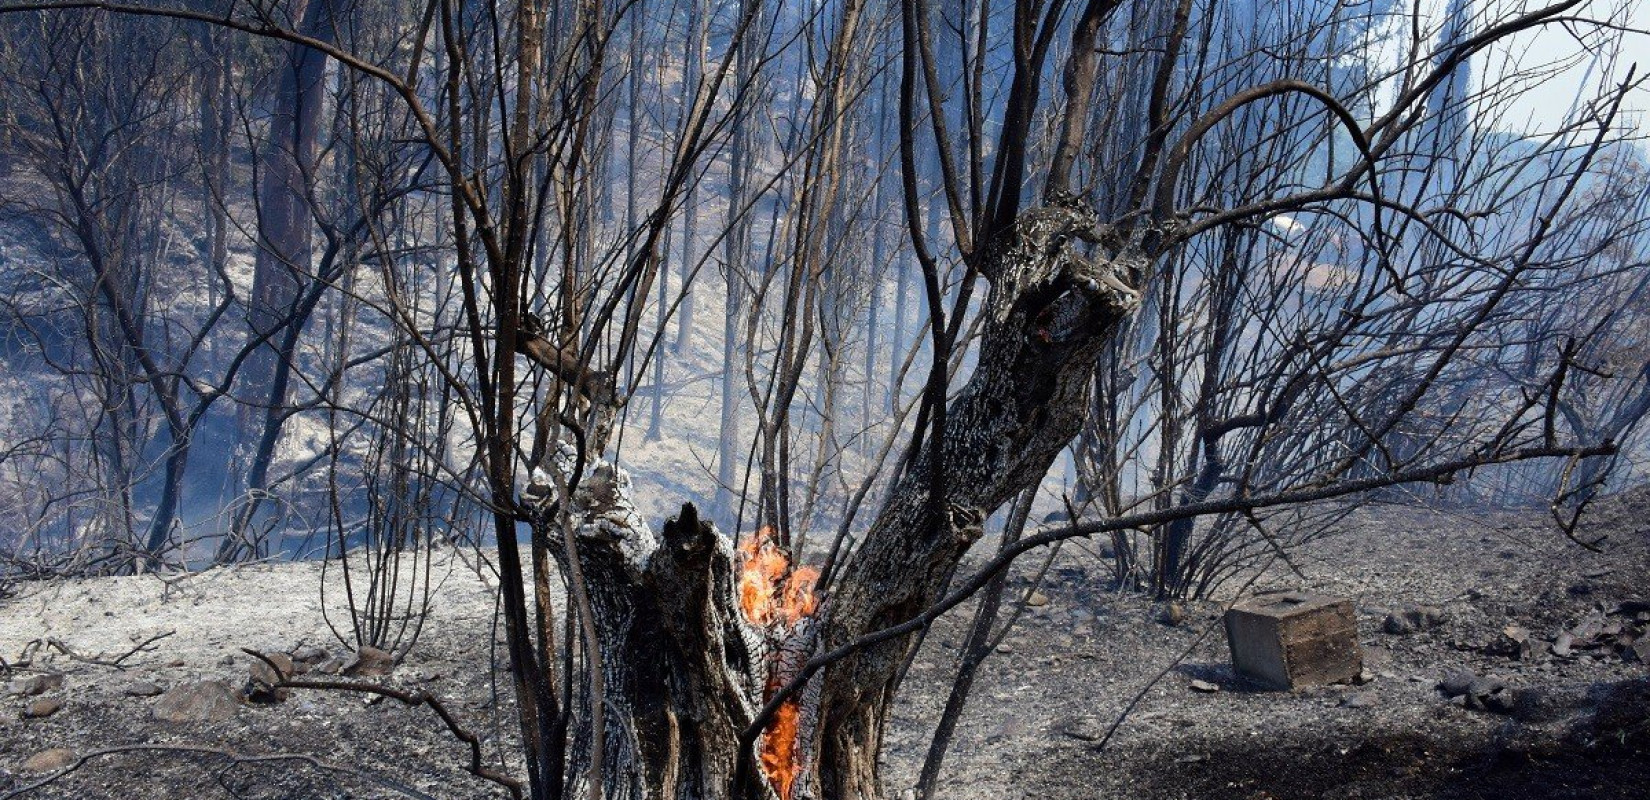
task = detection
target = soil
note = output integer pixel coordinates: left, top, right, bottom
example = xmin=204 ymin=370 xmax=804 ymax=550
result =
xmin=1 ymin=489 xmax=1647 ymax=800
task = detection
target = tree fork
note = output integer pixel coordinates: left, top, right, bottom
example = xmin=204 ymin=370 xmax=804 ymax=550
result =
xmin=816 ymin=205 xmax=1142 ymax=798
xmin=528 ymin=450 xmax=768 ymax=800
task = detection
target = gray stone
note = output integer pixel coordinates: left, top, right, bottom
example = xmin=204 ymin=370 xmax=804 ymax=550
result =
xmin=22 ymin=748 xmax=76 ymax=772
xmin=153 ymin=681 xmax=240 ymax=723
xmin=1439 ymin=670 xmax=1475 ymax=697
xmin=12 ymin=674 xmax=63 ymax=696
xmin=1189 ymin=679 xmax=1220 ymax=693
xmin=122 ymin=681 xmax=164 ymax=698
xmin=23 ymin=697 xmax=62 ymax=718
xmin=1383 ymin=605 xmax=1447 ymax=635
xmin=343 ymin=645 xmax=396 ymax=677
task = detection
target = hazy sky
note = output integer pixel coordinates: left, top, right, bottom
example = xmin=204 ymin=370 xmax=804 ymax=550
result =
xmin=1473 ymin=0 xmax=1648 ymax=138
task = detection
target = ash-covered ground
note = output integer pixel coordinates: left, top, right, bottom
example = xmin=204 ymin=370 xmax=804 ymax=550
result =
xmin=2 ymin=489 xmax=1647 ymax=799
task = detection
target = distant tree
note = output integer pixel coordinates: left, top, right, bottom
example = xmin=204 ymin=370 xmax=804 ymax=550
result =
xmin=222 ymin=0 xmax=337 ymax=561
xmin=0 ymin=10 xmax=247 ymax=568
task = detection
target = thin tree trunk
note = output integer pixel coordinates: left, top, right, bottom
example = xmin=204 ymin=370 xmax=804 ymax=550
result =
xmin=674 ymin=0 xmax=704 ymax=355
xmin=717 ymin=0 xmax=759 ymax=525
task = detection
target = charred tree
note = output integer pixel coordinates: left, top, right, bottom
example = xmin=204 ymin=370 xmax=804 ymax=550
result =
xmin=817 ymin=206 xmax=1143 ymax=795
xmin=219 ymin=0 xmax=335 ymax=560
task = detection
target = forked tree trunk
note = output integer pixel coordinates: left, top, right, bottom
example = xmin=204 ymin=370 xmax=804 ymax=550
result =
xmin=535 ymin=459 xmax=767 ymax=800
xmin=544 ymin=205 xmax=1141 ymax=800
xmin=817 ymin=206 xmax=1141 ymax=797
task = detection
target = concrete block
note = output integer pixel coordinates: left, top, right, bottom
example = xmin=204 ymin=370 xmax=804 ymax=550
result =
xmin=1225 ymin=592 xmax=1361 ymax=690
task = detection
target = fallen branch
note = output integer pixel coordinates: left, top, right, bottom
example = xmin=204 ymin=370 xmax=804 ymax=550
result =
xmin=8 ymin=630 xmax=174 ymax=672
xmin=243 ymin=649 xmax=523 ymax=799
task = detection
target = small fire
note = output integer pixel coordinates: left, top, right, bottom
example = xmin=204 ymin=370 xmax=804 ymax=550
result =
xmin=737 ymin=526 xmax=819 ymax=628
xmin=736 ymin=526 xmax=820 ymax=800
xmin=760 ymin=700 xmax=805 ymax=800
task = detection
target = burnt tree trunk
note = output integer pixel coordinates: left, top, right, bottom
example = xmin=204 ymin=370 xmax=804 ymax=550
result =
xmin=530 ymin=455 xmax=770 ymax=800
xmin=816 ymin=206 xmax=1141 ymax=797
xmin=536 ymin=205 xmax=1140 ymax=800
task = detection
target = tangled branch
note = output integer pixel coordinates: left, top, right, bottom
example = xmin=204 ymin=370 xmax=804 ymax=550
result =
xmin=242 ymin=649 xmax=523 ymax=799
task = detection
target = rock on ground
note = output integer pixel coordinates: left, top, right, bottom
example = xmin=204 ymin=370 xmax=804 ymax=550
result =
xmin=151 ymin=681 xmax=240 ymax=724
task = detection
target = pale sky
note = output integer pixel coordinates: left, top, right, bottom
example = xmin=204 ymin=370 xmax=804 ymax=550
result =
xmin=1366 ymin=0 xmax=1648 ymax=140
xmin=1474 ymin=0 xmax=1649 ymax=139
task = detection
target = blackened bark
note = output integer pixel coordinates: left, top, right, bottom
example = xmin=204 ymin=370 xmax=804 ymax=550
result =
xmin=530 ymin=457 xmax=766 ymax=800
xmin=818 ymin=205 xmax=1142 ymax=797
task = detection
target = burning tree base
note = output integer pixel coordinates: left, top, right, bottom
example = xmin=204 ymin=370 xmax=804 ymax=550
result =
xmin=525 ymin=454 xmax=824 ymax=800
xmin=738 ymin=528 xmax=824 ymax=800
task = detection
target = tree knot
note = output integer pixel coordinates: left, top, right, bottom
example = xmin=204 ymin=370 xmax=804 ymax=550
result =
xmin=986 ymin=206 xmax=1140 ymax=335
xmin=947 ymin=505 xmax=986 ymax=546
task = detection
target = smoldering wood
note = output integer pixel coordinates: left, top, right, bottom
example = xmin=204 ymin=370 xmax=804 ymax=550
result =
xmin=526 ymin=449 xmax=769 ymax=800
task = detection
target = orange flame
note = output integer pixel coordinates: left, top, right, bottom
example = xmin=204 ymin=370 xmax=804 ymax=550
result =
xmin=737 ymin=526 xmax=819 ymax=628
xmin=760 ymin=700 xmax=804 ymax=800
xmin=735 ymin=526 xmax=820 ymax=800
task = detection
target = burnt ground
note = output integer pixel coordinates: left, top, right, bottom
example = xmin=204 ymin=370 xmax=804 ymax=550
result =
xmin=891 ymin=488 xmax=1650 ymax=800
xmin=2 ymin=488 xmax=1647 ymax=800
